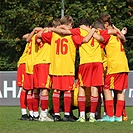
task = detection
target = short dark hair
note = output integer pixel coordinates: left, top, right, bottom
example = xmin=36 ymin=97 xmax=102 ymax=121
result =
xmin=97 ymin=14 xmax=113 ymax=26
xmin=91 ymin=20 xmax=105 ymax=29
xmin=78 ymin=18 xmax=91 ymax=27
xmin=52 ymin=18 xmax=61 ymax=28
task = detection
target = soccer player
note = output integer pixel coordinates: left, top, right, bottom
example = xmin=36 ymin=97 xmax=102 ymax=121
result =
xmin=33 ymin=20 xmax=61 ymax=122
xmin=24 ymin=27 xmax=43 ymax=120
xmin=17 ymin=33 xmax=30 ymax=120
xmin=37 ymin=15 xmax=96 ymax=122
xmin=17 ymin=32 xmax=39 ymax=120
xmin=49 ymin=18 xmax=107 ymax=122
xmin=74 ymin=19 xmax=108 ymax=122
xmin=97 ymin=14 xmax=129 ymax=122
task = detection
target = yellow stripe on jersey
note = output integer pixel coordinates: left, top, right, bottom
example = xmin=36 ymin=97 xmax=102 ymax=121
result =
xmin=45 ymin=75 xmax=51 ymax=88
xmin=22 ymin=74 xmax=24 ymax=88
xmin=78 ymin=74 xmax=84 ymax=86
xmin=110 ymin=76 xmax=114 ymax=89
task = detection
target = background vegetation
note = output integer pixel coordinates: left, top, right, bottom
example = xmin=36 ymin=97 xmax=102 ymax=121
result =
xmin=0 ymin=0 xmax=133 ymax=70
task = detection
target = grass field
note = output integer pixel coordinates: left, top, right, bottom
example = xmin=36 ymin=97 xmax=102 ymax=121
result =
xmin=0 ymin=106 xmax=133 ymax=133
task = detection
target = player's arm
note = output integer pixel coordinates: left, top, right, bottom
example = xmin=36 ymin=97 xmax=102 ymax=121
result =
xmin=82 ymin=28 xmax=96 ymax=43
xmin=37 ymin=30 xmax=52 ymax=44
xmin=22 ymin=33 xmax=30 ymax=40
xmin=49 ymin=26 xmax=71 ymax=35
xmin=80 ymin=25 xmax=104 ymax=42
xmin=26 ymin=27 xmax=43 ymax=42
xmin=108 ymin=25 xmax=126 ymax=42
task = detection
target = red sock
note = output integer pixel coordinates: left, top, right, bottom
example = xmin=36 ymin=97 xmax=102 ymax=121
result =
xmin=78 ymin=96 xmax=86 ymax=112
xmin=115 ymin=100 xmax=124 ymax=117
xmin=122 ymin=101 xmax=127 ymax=117
xmin=64 ymin=92 xmax=71 ymax=113
xmin=102 ymin=94 xmax=106 ymax=113
xmin=27 ymin=94 xmax=33 ymax=111
xmin=32 ymin=93 xmax=40 ymax=112
xmin=90 ymin=96 xmax=98 ymax=113
xmin=20 ymin=91 xmax=27 ymax=108
xmin=52 ymin=92 xmax=60 ymax=113
xmin=40 ymin=95 xmax=48 ymax=111
xmin=105 ymin=100 xmax=114 ymax=117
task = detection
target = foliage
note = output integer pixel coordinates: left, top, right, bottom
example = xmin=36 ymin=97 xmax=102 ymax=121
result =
xmin=0 ymin=0 xmax=133 ymax=70
xmin=0 ymin=39 xmax=25 ymax=70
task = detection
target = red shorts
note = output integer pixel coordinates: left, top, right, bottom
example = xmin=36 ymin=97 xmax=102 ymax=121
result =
xmin=51 ymin=76 xmax=74 ymax=91
xmin=24 ymin=73 xmax=33 ymax=90
xmin=78 ymin=63 xmax=104 ymax=87
xmin=104 ymin=72 xmax=128 ymax=91
xmin=17 ymin=64 xmax=25 ymax=87
xmin=17 ymin=64 xmax=33 ymax=90
xmin=33 ymin=64 xmax=51 ymax=89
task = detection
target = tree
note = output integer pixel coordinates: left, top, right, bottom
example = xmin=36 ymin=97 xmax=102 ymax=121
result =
xmin=0 ymin=0 xmax=133 ymax=70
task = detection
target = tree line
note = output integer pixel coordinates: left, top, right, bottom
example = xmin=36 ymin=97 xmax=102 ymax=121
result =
xmin=0 ymin=0 xmax=133 ymax=70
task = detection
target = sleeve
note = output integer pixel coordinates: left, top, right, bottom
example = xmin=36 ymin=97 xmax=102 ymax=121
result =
xmin=41 ymin=32 xmax=52 ymax=44
xmin=35 ymin=35 xmax=40 ymax=45
xmin=72 ymin=35 xmax=84 ymax=48
xmin=69 ymin=28 xmax=81 ymax=35
xmin=100 ymin=30 xmax=110 ymax=44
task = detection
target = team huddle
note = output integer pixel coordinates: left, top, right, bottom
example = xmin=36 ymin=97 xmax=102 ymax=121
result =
xmin=17 ymin=14 xmax=129 ymax=122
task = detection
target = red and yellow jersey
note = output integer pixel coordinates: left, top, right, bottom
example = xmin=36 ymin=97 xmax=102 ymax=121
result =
xmin=25 ymin=34 xmax=38 ymax=74
xmin=105 ymin=35 xmax=129 ymax=74
xmin=17 ymin=43 xmax=29 ymax=67
xmin=41 ymin=31 xmax=83 ymax=75
xmin=34 ymin=41 xmax=51 ymax=65
xmin=79 ymin=28 xmax=103 ymax=64
xmin=101 ymin=48 xmax=107 ymax=75
xmin=101 ymin=49 xmax=107 ymax=68
xmin=50 ymin=32 xmax=76 ymax=75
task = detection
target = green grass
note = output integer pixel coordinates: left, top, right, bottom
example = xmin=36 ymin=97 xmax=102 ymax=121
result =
xmin=0 ymin=106 xmax=133 ymax=133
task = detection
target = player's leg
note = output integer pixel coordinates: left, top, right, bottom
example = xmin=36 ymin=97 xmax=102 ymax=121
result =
xmin=89 ymin=63 xmax=103 ymax=122
xmin=98 ymin=74 xmax=115 ymax=122
xmin=95 ymin=89 xmax=102 ymax=120
xmin=39 ymin=88 xmax=53 ymax=121
xmin=27 ymin=90 xmax=33 ymax=120
xmin=122 ymin=100 xmax=128 ymax=121
xmin=24 ymin=73 xmax=34 ymax=121
xmin=52 ymin=89 xmax=61 ymax=121
xmin=77 ymin=86 xmax=86 ymax=122
xmin=114 ymin=72 xmax=128 ymax=122
xmin=99 ymin=89 xmax=114 ymax=122
xmin=63 ymin=90 xmax=75 ymax=122
xmin=115 ymin=90 xmax=125 ymax=122
xmin=32 ymin=88 xmax=40 ymax=120
xmin=89 ymin=86 xmax=99 ymax=122
xmin=17 ymin=64 xmax=29 ymax=120
xmin=19 ymin=88 xmax=28 ymax=120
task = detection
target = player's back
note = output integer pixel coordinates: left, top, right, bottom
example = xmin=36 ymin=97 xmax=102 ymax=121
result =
xmin=105 ymin=35 xmax=129 ymax=74
xmin=79 ymin=28 xmax=102 ymax=65
xmin=49 ymin=32 xmax=76 ymax=76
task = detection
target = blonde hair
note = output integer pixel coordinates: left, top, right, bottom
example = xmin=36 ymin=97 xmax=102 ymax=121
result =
xmin=60 ymin=15 xmax=74 ymax=27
